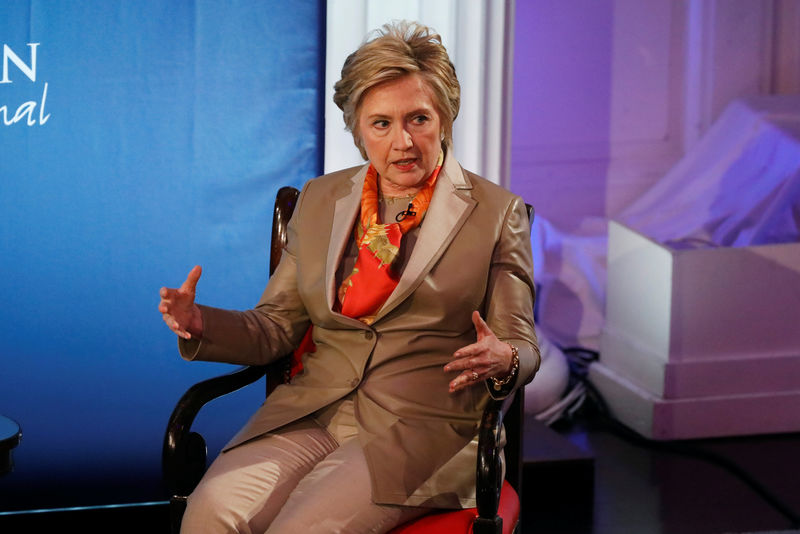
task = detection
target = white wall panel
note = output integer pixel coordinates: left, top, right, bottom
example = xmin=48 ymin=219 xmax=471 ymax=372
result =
xmin=511 ymin=0 xmax=785 ymax=227
xmin=773 ymin=0 xmax=800 ymax=93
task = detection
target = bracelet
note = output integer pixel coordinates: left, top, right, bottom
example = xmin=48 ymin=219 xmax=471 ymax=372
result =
xmin=490 ymin=343 xmax=519 ymax=391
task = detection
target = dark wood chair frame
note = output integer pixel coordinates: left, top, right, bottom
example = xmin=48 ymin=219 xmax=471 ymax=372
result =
xmin=163 ymin=186 xmax=532 ymax=534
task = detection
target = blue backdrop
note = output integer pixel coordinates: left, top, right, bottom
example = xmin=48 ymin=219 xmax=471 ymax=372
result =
xmin=0 ymin=0 xmax=324 ymax=510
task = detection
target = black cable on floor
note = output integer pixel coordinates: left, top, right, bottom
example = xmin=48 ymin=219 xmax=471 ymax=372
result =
xmin=580 ymin=377 xmax=800 ymax=529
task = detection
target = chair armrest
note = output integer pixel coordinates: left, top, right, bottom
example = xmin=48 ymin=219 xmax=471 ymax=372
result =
xmin=162 ymin=364 xmax=267 ymax=496
xmin=474 ymin=392 xmax=518 ymax=533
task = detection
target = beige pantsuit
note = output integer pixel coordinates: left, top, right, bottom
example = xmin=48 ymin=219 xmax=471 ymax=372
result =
xmin=178 ymin=149 xmax=539 ymax=530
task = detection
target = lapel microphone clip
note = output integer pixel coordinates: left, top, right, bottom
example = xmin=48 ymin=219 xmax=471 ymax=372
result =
xmin=396 ymin=202 xmax=417 ymax=222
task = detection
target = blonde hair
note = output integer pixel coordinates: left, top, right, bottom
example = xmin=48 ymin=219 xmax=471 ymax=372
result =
xmin=333 ymin=21 xmax=461 ymax=160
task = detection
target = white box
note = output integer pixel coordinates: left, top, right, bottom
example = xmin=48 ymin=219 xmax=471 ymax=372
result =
xmin=592 ymin=221 xmax=800 ymax=439
xmin=589 ymin=361 xmax=800 ymax=440
xmin=604 ymin=221 xmax=800 ymax=363
xmin=601 ymin=326 xmax=800 ymax=399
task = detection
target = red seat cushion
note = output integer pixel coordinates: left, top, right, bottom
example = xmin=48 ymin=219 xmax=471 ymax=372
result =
xmin=388 ymin=480 xmax=519 ymax=534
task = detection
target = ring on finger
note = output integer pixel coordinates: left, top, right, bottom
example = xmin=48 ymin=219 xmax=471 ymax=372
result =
xmin=471 ymin=370 xmax=479 ymax=381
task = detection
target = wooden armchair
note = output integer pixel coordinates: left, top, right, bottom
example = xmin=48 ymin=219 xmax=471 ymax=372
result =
xmin=163 ymin=186 xmax=531 ymax=534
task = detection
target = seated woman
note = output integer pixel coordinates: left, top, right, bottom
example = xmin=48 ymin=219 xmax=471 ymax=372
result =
xmin=158 ymin=20 xmax=540 ymax=534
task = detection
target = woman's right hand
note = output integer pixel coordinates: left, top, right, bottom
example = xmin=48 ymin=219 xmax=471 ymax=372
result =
xmin=159 ymin=265 xmax=204 ymax=340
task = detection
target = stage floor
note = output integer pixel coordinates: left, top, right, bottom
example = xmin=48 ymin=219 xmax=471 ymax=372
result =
xmin=527 ymin=405 xmax=800 ymax=534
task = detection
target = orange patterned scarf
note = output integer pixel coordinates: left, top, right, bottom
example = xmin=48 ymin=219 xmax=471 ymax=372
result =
xmin=289 ymin=153 xmax=443 ymax=379
xmin=338 ymin=153 xmax=443 ymax=324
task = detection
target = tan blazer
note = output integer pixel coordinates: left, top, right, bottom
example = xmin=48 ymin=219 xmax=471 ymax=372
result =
xmin=179 ymin=150 xmax=539 ymax=508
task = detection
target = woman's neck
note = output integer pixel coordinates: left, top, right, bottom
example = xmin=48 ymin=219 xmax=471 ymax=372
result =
xmin=377 ymin=179 xmax=425 ymax=198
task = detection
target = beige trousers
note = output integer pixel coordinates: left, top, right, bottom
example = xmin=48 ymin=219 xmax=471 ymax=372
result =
xmin=180 ymin=400 xmax=429 ymax=534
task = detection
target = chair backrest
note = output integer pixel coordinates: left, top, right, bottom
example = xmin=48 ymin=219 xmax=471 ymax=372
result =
xmin=264 ymin=187 xmax=301 ymax=394
xmin=497 ymin=203 xmax=534 ymax=497
xmin=270 ymin=186 xmax=301 ymax=275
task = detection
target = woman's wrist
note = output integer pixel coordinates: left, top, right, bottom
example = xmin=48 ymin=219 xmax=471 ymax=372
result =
xmin=489 ymin=343 xmax=519 ymax=391
xmin=187 ymin=305 xmax=204 ymax=339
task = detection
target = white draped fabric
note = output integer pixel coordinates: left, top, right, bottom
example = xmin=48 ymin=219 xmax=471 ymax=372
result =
xmin=533 ymin=96 xmax=800 ymax=350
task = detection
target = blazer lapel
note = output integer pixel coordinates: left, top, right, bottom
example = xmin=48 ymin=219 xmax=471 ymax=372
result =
xmin=373 ymin=151 xmax=476 ymax=323
xmin=325 ymin=164 xmax=367 ymax=316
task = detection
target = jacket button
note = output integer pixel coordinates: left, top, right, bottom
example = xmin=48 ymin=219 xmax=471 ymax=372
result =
xmin=364 ymin=330 xmax=374 ymax=340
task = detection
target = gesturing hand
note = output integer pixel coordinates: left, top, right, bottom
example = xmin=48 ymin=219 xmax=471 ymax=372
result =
xmin=445 ymin=311 xmax=513 ymax=393
xmin=159 ymin=265 xmax=204 ymax=340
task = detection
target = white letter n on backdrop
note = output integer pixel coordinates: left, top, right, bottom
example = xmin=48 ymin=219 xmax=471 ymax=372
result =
xmin=1 ymin=43 xmax=39 ymax=84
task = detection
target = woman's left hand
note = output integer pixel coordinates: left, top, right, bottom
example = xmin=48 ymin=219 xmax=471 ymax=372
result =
xmin=445 ymin=311 xmax=513 ymax=393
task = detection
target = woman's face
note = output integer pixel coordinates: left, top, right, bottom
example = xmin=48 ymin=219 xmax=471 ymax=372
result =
xmin=357 ymin=73 xmax=443 ymax=197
